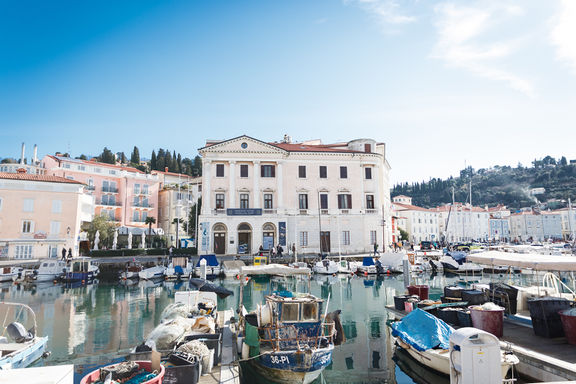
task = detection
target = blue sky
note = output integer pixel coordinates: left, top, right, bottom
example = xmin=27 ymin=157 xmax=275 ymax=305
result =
xmin=1 ymin=0 xmax=575 ymax=184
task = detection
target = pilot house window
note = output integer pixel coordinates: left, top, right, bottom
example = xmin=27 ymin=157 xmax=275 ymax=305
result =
xmin=301 ymin=303 xmax=318 ymax=321
xmin=281 ymin=303 xmax=300 ymax=322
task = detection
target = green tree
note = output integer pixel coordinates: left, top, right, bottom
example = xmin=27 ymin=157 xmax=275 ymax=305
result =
xmin=145 ymin=216 xmax=156 ymax=248
xmin=84 ymin=215 xmax=116 ymax=249
xmin=131 ymin=146 xmax=140 ymax=165
xmin=75 ymin=154 xmax=88 ymax=160
xmin=193 ymin=156 xmax=202 ymax=176
xmin=98 ymin=147 xmax=115 ymax=164
xmin=188 ymin=197 xmax=202 ymax=240
xmin=150 ymin=150 xmax=157 ymax=170
xmin=119 ymin=152 xmax=127 ymax=164
xmin=1 ymin=158 xmax=18 ymax=164
xmin=398 ymin=227 xmax=409 ymax=242
xmin=157 ymin=149 xmax=166 ymax=171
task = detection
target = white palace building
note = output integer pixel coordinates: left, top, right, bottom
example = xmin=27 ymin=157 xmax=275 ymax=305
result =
xmin=198 ymin=135 xmax=392 ymax=256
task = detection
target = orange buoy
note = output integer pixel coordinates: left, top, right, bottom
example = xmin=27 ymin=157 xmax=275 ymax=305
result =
xmin=364 ymin=271 xmax=368 ymax=276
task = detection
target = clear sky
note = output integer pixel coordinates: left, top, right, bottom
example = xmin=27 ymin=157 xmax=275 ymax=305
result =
xmin=1 ymin=0 xmax=575 ymax=184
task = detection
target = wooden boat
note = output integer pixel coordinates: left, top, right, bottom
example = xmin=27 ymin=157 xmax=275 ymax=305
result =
xmin=80 ymin=361 xmax=164 ymax=384
xmin=0 ymin=302 xmax=49 ymax=369
xmin=240 ymin=292 xmax=342 ymax=384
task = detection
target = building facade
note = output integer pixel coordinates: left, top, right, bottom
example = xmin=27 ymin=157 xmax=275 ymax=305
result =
xmin=509 ymin=210 xmax=563 ymax=242
xmin=557 ymin=206 xmax=576 ymax=241
xmin=0 ymin=172 xmax=93 ymax=260
xmin=198 ymin=136 xmax=392 ymax=255
xmin=436 ymin=203 xmax=490 ymax=243
xmin=391 ymin=196 xmax=440 ymax=243
xmin=42 ymin=155 xmax=160 ymax=232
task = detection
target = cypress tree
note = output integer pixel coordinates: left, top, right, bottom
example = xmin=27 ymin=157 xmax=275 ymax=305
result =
xmin=177 ymin=153 xmax=182 ymax=173
xmin=131 ymin=146 xmax=140 ymax=165
xmin=151 ymin=150 xmax=157 ymax=170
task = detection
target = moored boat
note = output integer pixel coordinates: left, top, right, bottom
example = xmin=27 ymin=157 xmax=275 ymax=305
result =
xmin=63 ymin=258 xmax=99 ymax=282
xmin=312 ymin=259 xmax=338 ymax=275
xmin=1 ymin=267 xmax=24 ymax=283
xmin=138 ymin=264 xmax=166 ymax=280
xmin=439 ymin=252 xmax=483 ymax=275
xmin=119 ymin=261 xmax=143 ymax=280
xmin=165 ymin=256 xmax=193 ymax=280
xmin=194 ymin=254 xmax=222 ymax=278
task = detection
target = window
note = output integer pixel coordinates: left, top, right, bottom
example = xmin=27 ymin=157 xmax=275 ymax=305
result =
xmin=298 ymin=166 xmax=306 ymax=178
xmin=106 ymin=209 xmax=115 ymax=220
xmin=340 ymin=166 xmax=348 ymax=179
xmin=22 ymin=220 xmax=33 ymax=233
xmin=78 ymin=165 xmax=86 ymax=171
xmin=370 ymin=230 xmax=377 ymax=245
xmin=142 ymin=184 xmax=149 ymax=194
xmin=240 ymin=193 xmax=249 ymax=209
xmin=216 ymin=194 xmax=225 ymax=209
xmin=132 ymin=196 xmax=139 ymax=206
xmin=299 ymin=194 xmax=309 ymax=209
xmin=109 ymin=170 xmax=116 ymax=175
xmin=23 ymin=198 xmax=34 ymax=212
xmin=319 ymin=166 xmax=327 ymax=178
xmin=320 ymin=194 xmax=328 ymax=209
xmin=142 ymin=211 xmax=148 ymax=221
xmin=301 ymin=303 xmax=318 ymax=321
xmin=63 ymin=163 xmax=70 ymax=169
xmin=133 ymin=211 xmax=140 ymax=222
xmin=338 ymin=194 xmax=352 ymax=209
xmin=240 ymin=164 xmax=248 ymax=178
xmin=264 ymin=194 xmax=273 ymax=209
xmin=216 ymin=164 xmax=225 ymax=177
xmin=366 ymin=195 xmax=374 ymax=209
xmin=50 ymin=221 xmax=60 ymax=235
xmin=300 ymin=231 xmax=309 ymax=246
xmin=365 ymin=143 xmax=372 ymax=153
xmin=281 ymin=303 xmax=300 ymax=322
xmin=261 ymin=164 xmax=275 ymax=177
xmin=342 ymin=231 xmax=350 ymax=245
xmin=52 ymin=200 xmax=62 ymax=213
xmin=134 ymin=183 xmax=141 ymax=195
xmin=365 ymin=167 xmax=372 ymax=179
xmin=15 ymin=245 xmax=33 ymax=259
xmin=95 ymin=168 xmax=101 ymax=173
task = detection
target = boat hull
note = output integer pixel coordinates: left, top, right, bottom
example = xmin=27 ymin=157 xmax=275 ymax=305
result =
xmin=63 ymin=271 xmax=97 ymax=282
xmin=0 ymin=336 xmax=48 ymax=370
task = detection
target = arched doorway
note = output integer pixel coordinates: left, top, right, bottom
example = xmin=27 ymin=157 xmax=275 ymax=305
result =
xmin=262 ymin=222 xmax=276 ymax=251
xmin=213 ymin=223 xmax=227 ymax=255
xmin=237 ymin=223 xmax=252 ymax=255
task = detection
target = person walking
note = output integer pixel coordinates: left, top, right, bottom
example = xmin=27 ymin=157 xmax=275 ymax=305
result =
xmin=373 ymin=242 xmax=380 ymax=256
xmin=276 ymin=244 xmax=283 ymax=258
xmin=258 ymin=245 xmax=264 ymax=256
xmin=61 ymin=247 xmax=67 ymax=261
xmin=67 ymin=248 xmax=73 ymax=260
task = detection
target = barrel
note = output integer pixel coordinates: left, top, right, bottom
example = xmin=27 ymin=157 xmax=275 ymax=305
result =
xmin=407 ymin=285 xmax=429 ymax=300
xmin=437 ymin=308 xmax=460 ymax=326
xmin=444 ymin=286 xmax=463 ymax=299
xmin=461 ymin=290 xmax=488 ymax=305
xmin=528 ymin=298 xmax=571 ymax=338
xmin=469 ymin=305 xmax=504 ymax=337
xmin=560 ymin=309 xmax=576 ymax=345
xmin=394 ymin=295 xmax=410 ymax=310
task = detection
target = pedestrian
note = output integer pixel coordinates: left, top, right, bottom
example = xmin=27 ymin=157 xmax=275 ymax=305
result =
xmin=169 ymin=246 xmax=174 ymax=257
xmin=373 ymin=242 xmax=380 ymax=256
xmin=276 ymin=244 xmax=283 ymax=258
xmin=61 ymin=247 xmax=67 ymax=261
xmin=258 ymin=245 xmax=264 ymax=256
xmin=67 ymin=247 xmax=73 ymax=259
xmin=292 ymin=243 xmax=296 ymax=259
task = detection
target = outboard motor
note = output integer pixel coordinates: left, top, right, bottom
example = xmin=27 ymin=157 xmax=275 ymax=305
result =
xmin=7 ymin=322 xmax=34 ymax=343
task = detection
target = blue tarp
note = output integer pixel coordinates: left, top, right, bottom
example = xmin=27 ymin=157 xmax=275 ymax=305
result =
xmin=362 ymin=257 xmax=375 ymax=266
xmin=391 ymin=309 xmax=454 ymax=352
xmin=447 ymin=251 xmax=467 ymax=265
xmin=196 ymin=254 xmax=220 ymax=267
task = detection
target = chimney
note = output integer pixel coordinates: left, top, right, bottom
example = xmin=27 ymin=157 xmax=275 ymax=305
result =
xmin=20 ymin=143 xmax=25 ymax=165
xmin=33 ymin=144 xmax=38 ymax=164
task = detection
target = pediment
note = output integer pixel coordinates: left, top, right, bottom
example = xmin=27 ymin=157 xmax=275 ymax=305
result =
xmin=199 ymin=135 xmax=287 ymax=155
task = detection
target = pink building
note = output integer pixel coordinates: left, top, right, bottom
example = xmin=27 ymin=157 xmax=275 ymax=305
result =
xmin=0 ymin=171 xmax=93 ymax=260
xmin=42 ymin=155 xmax=160 ymax=231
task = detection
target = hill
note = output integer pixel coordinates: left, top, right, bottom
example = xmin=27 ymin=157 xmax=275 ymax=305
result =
xmin=392 ymin=156 xmax=576 ymax=210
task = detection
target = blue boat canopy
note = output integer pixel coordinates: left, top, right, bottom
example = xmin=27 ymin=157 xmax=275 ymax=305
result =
xmin=196 ymin=254 xmax=220 ymax=267
xmin=362 ymin=257 xmax=375 ymax=266
xmin=447 ymin=251 xmax=467 ymax=264
xmin=391 ymin=309 xmax=454 ymax=352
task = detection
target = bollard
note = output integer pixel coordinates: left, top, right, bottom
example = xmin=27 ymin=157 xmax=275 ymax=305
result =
xmin=402 ymin=255 xmax=411 ymax=288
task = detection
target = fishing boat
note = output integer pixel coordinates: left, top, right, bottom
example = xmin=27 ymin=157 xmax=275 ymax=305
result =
xmin=119 ymin=261 xmax=143 ymax=280
xmin=390 ymin=308 xmax=518 ymax=378
xmin=239 ymin=292 xmax=343 ymax=384
xmin=194 ymin=254 xmax=222 ymax=278
xmin=0 ymin=267 xmax=24 ymax=283
xmin=241 ymin=264 xmax=311 ymax=276
xmin=138 ymin=264 xmax=166 ymax=280
xmin=0 ymin=302 xmax=49 ymax=369
xmin=63 ymin=258 xmax=99 ymax=282
xmin=32 ymin=260 xmax=66 ymax=282
xmin=312 ymin=259 xmax=338 ymax=275
xmin=165 ymin=256 xmax=193 ymax=280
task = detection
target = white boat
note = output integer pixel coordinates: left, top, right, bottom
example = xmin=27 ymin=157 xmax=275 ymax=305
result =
xmin=312 ymin=259 xmax=338 ymax=275
xmin=0 ymin=302 xmax=49 ymax=369
xmin=138 ymin=265 xmax=166 ymax=280
xmin=378 ymin=252 xmax=405 ymax=273
xmin=33 ymin=260 xmax=67 ymax=282
xmin=119 ymin=261 xmax=143 ymax=280
xmin=194 ymin=254 xmax=223 ymax=278
xmin=241 ymin=264 xmax=311 ymax=276
xmin=0 ymin=267 xmax=24 ymax=283
xmin=357 ymin=256 xmax=378 ymax=274
xmin=439 ymin=253 xmax=483 ymax=275
xmin=63 ymin=259 xmax=99 ymax=282
xmin=164 ymin=256 xmax=193 ymax=280
xmin=222 ymin=260 xmax=246 ymax=277
xmin=337 ymin=259 xmax=359 ymax=274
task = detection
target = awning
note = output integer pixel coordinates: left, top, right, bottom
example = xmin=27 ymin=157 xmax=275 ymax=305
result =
xmin=467 ymin=251 xmax=576 ymax=271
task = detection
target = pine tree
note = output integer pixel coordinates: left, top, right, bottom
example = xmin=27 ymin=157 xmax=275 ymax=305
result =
xmin=166 ymin=151 xmax=173 ymax=172
xmin=157 ymin=149 xmax=165 ymax=171
xmin=131 ymin=146 xmax=140 ymax=165
xmin=177 ymin=153 xmax=182 ymax=174
xmin=99 ymin=147 xmax=115 ymax=164
xmin=120 ymin=152 xmax=127 ymax=164
xmin=151 ymin=150 xmax=157 ymax=170
xmin=193 ymin=156 xmax=202 ymax=176
xmin=171 ymin=151 xmax=178 ymax=172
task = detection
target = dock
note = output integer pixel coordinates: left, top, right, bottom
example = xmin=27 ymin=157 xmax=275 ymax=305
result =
xmin=386 ymin=305 xmax=576 ymax=382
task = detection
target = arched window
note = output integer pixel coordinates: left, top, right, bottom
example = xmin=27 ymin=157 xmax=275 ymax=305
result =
xmin=213 ymin=223 xmax=227 ymax=232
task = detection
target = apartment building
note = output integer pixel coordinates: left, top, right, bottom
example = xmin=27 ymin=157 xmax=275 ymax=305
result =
xmin=509 ymin=210 xmax=563 ymax=242
xmin=0 ymin=143 xmax=46 ymax=175
xmin=436 ymin=203 xmax=490 ymax=242
xmin=0 ymin=171 xmax=93 ymax=259
xmin=556 ymin=206 xmax=576 ymax=241
xmin=42 ymin=155 xmax=160 ymax=232
xmin=392 ymin=196 xmax=440 ymax=243
xmin=198 ymin=135 xmax=392 ymax=255
xmin=488 ymin=205 xmax=511 ymax=242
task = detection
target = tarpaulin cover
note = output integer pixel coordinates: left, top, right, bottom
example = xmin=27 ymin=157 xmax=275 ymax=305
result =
xmin=447 ymin=251 xmax=467 ymax=264
xmin=362 ymin=257 xmax=375 ymax=266
xmin=196 ymin=254 xmax=219 ymax=267
xmin=391 ymin=309 xmax=454 ymax=352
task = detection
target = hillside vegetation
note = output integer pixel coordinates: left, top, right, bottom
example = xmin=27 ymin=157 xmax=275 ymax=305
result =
xmin=392 ymin=156 xmax=576 ymax=210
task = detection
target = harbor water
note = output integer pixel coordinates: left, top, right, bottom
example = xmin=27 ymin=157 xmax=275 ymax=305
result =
xmin=0 ymin=273 xmax=528 ymax=384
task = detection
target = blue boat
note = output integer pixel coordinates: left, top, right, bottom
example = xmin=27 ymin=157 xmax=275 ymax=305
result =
xmin=63 ymin=258 xmax=99 ymax=282
xmin=194 ymin=254 xmax=222 ymax=278
xmin=240 ymin=292 xmax=344 ymax=384
xmin=0 ymin=302 xmax=49 ymax=369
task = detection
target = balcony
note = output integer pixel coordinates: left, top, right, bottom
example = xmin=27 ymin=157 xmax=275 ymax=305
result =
xmin=213 ymin=208 xmax=226 ymax=215
xmin=263 ymin=209 xmax=277 ymax=215
xmin=340 ymin=209 xmax=350 ymax=214
xmin=320 ymin=209 xmax=329 ymax=215
xmin=299 ymin=209 xmax=308 ymax=215
xmin=132 ymin=202 xmax=154 ymax=208
xmin=85 ymin=185 xmax=96 ymax=191
xmin=96 ymin=200 xmax=122 ymax=207
xmin=365 ymin=209 xmax=378 ymax=214
xmin=102 ymin=187 xmax=118 ymax=193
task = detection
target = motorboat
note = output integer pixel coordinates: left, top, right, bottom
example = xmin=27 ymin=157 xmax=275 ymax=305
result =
xmin=0 ymin=302 xmax=49 ymax=369
xmin=32 ymin=260 xmax=66 ymax=282
xmin=63 ymin=258 xmax=99 ymax=282
xmin=239 ymin=292 xmax=344 ymax=384
xmin=357 ymin=256 xmax=378 ymax=275
xmin=312 ymin=259 xmax=338 ymax=275
xmin=221 ymin=260 xmax=246 ymax=278
xmin=337 ymin=259 xmax=359 ymax=274
xmin=119 ymin=261 xmax=143 ymax=280
xmin=240 ymin=264 xmax=311 ymax=276
xmin=390 ymin=308 xmax=518 ymax=378
xmin=0 ymin=267 xmax=24 ymax=283
xmin=378 ymin=253 xmax=405 ymax=274
xmin=439 ymin=252 xmax=483 ymax=275
xmin=165 ymin=256 xmax=193 ymax=280
xmin=194 ymin=254 xmax=222 ymax=278
xmin=138 ymin=264 xmax=166 ymax=280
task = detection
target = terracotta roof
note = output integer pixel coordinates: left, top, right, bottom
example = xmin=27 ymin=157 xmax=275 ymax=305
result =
xmin=0 ymin=172 xmax=84 ymax=184
xmin=47 ymin=155 xmax=144 ymax=173
xmin=151 ymin=170 xmax=200 ymax=180
xmin=393 ymin=202 xmax=435 ymax=212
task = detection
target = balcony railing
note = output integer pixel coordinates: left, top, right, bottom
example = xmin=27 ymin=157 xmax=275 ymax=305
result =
xmin=263 ymin=209 xmax=277 ymax=214
xmin=213 ymin=208 xmax=225 ymax=214
xmin=340 ymin=209 xmax=350 ymax=214
xmin=320 ymin=209 xmax=329 ymax=215
xmin=132 ymin=202 xmax=154 ymax=208
xmin=102 ymin=187 xmax=118 ymax=193
xmin=96 ymin=200 xmax=122 ymax=207
xmin=365 ymin=209 xmax=378 ymax=214
xmin=299 ymin=209 xmax=308 ymax=215
xmin=85 ymin=185 xmax=96 ymax=191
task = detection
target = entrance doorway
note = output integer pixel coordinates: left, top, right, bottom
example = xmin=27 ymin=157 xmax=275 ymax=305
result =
xmin=213 ymin=223 xmax=227 ymax=255
xmin=237 ymin=223 xmax=252 ymax=255
xmin=262 ymin=223 xmax=276 ymax=250
xmin=320 ymin=231 xmax=331 ymax=253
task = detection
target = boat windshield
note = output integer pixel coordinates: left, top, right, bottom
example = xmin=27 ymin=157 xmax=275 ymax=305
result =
xmin=281 ymin=303 xmax=299 ymax=322
xmin=301 ymin=303 xmax=318 ymax=321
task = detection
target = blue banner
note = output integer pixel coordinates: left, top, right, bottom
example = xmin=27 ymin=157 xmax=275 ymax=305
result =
xmin=279 ymin=222 xmax=286 ymax=246
xmin=200 ymin=222 xmax=210 ymax=252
